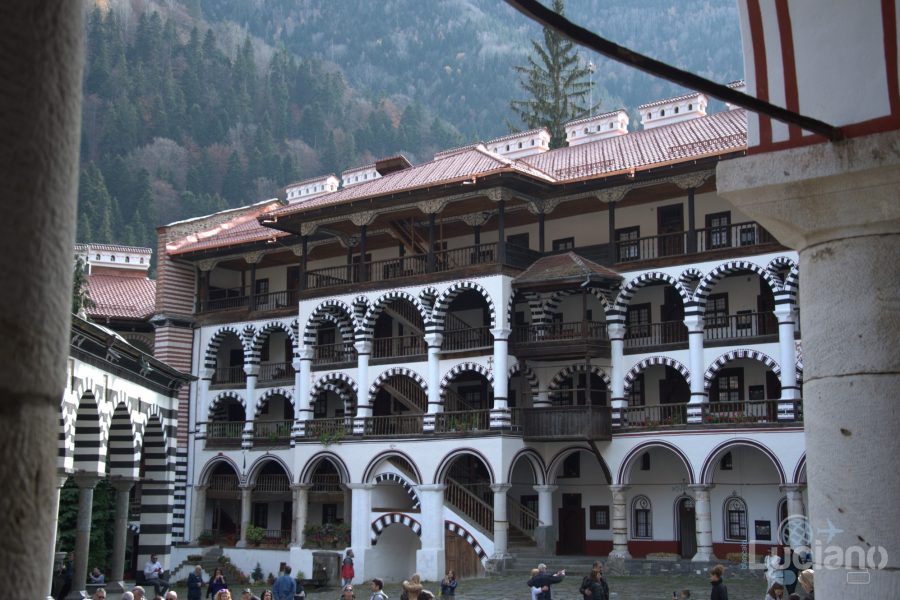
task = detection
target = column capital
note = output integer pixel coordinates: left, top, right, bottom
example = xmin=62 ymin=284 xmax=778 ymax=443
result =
xmin=297 ymin=346 xmax=315 ymax=360
xmin=193 ymin=483 xmax=209 ymax=492
xmin=490 ymin=483 xmax=512 ymax=494
xmin=344 ymin=483 xmax=374 ymax=491
xmin=238 ymin=483 xmax=254 ymax=492
xmin=607 ymin=322 xmax=626 ymax=339
xmin=490 ymin=328 xmax=511 ymax=340
xmin=291 ymin=483 xmax=313 ymax=491
xmin=109 ymin=478 xmax=138 ymax=492
xmin=533 ymin=484 xmax=557 ymax=493
xmin=354 ymin=340 xmax=373 ymax=355
xmin=415 ymin=484 xmax=447 ymax=493
xmin=688 ymin=484 xmax=714 ymax=494
xmin=683 ymin=314 xmax=705 ymax=332
xmin=779 ymin=484 xmax=805 ymax=495
xmin=243 ymin=364 xmax=259 ymax=377
xmin=73 ymin=473 xmax=101 ymax=488
xmin=424 ymin=332 xmax=443 ymax=347
xmin=200 ymin=367 xmax=214 ymax=380
xmin=608 ymin=484 xmax=630 ymax=494
xmin=774 ymin=303 xmax=798 ymax=322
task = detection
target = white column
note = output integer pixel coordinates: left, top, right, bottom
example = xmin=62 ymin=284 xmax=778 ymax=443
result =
xmin=774 ymin=296 xmax=800 ymax=420
xmin=45 ymin=474 xmax=69 ymax=600
xmin=294 ymin=347 xmax=314 ymax=437
xmin=534 ymin=388 xmax=551 ymax=409
xmin=423 ymin=332 xmax=443 ymax=432
xmin=109 ymin=478 xmax=136 ymax=593
xmin=607 ymin=320 xmax=626 ymax=426
xmin=290 ymin=484 xmax=310 ymax=548
xmin=689 ymin=484 xmax=714 ymax=562
xmin=353 ymin=340 xmax=373 ymax=435
xmin=347 ymin=482 xmax=373 ymax=579
xmin=684 ymin=310 xmax=707 ymax=424
xmin=237 ymin=484 xmax=252 ymax=547
xmin=191 ymin=484 xmax=208 ymax=542
xmin=243 ymin=364 xmax=259 ymax=448
xmin=490 ymin=328 xmax=511 ymax=429
xmin=780 ymin=484 xmax=807 ymax=550
xmin=532 ymin=484 xmax=557 ymax=554
xmin=415 ymin=484 xmax=447 ymax=581
xmin=609 ymin=484 xmax=631 ymax=559
xmin=197 ymin=368 xmax=213 ymax=438
xmin=491 ymin=484 xmax=512 ymax=558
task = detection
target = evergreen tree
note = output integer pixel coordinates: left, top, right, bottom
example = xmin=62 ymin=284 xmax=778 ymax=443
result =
xmin=508 ymin=0 xmax=600 ymax=148
xmin=72 ymin=255 xmax=95 ymax=316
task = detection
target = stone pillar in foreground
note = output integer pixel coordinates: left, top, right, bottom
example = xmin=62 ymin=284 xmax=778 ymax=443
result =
xmin=718 ymin=131 xmax=900 ymax=599
xmin=607 ymin=320 xmax=627 ymax=426
xmin=109 ymin=478 xmax=137 ymax=593
xmin=415 ymin=484 xmax=447 ymax=581
xmin=689 ymin=484 xmax=715 ymax=562
xmin=68 ymin=474 xmax=100 ymax=600
xmin=609 ymin=485 xmax=631 ymax=559
xmin=423 ymin=332 xmax=443 ymax=432
xmin=532 ymin=484 xmax=557 ymax=553
xmin=237 ymin=485 xmax=252 ymax=547
xmin=490 ymin=483 xmax=512 ymax=559
xmin=290 ymin=484 xmax=310 ymax=547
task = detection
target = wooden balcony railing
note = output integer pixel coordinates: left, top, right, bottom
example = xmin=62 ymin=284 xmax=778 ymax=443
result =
xmin=208 ymin=474 xmax=240 ymax=493
xmin=212 ymin=366 xmax=247 ymax=386
xmin=620 ymin=403 xmax=690 ymax=428
xmin=254 ymin=473 xmax=290 ymax=494
xmin=252 ymin=420 xmax=293 ymax=445
xmin=514 ymin=405 xmax=612 ymax=441
xmin=620 ymin=399 xmax=801 ymax=430
xmin=513 ymin=320 xmax=608 ymax=343
xmin=310 ymin=473 xmax=342 ymax=493
xmin=624 ymin=321 xmax=688 ymax=348
xmin=252 ymin=289 xmax=296 ymax=311
xmin=260 ymin=529 xmax=291 ymax=545
xmin=616 ymin=221 xmax=777 ymax=263
xmin=313 ymin=342 xmax=355 ymax=366
xmin=433 ymin=410 xmax=491 ymax=433
xmin=508 ymin=497 xmax=539 ymax=538
xmin=258 ymin=362 xmax=295 ymax=382
xmin=696 ymin=222 xmax=776 ymax=252
xmin=202 ymin=287 xmax=248 ymax=312
xmin=359 ymin=414 xmax=424 ymax=436
xmin=205 ymin=421 xmax=244 ymax=448
xmin=442 ymin=326 xmax=492 ymax=352
xmin=704 ymin=312 xmax=778 ymax=341
xmin=372 ymin=334 xmax=426 ymax=359
xmin=445 ymin=477 xmax=493 ymax=535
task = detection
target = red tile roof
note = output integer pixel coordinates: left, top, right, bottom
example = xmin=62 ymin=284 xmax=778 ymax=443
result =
xmin=565 ymin=109 xmax=627 ymax=128
xmin=514 ymin=252 xmax=622 ymax=288
xmin=167 ymin=202 xmax=287 ymax=256
xmin=638 ymin=91 xmax=706 ymax=109
xmin=76 ymin=243 xmax=153 ymax=255
xmin=86 ymin=274 xmax=157 ymax=320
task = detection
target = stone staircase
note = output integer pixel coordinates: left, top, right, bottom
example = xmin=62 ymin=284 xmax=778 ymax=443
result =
xmin=169 ymin=546 xmax=224 ymax=582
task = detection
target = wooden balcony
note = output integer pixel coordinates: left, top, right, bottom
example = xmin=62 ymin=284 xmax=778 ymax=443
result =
xmin=704 ymin=312 xmax=778 ymax=345
xmin=372 ymin=334 xmax=426 ymax=360
xmin=199 ymin=288 xmax=297 ymax=314
xmin=258 ymin=361 xmax=295 ymax=383
xmin=624 ymin=320 xmax=689 ymax=352
xmin=204 ymin=421 xmax=244 ymax=449
xmin=510 ymin=320 xmax=610 ymax=360
xmin=512 ymin=405 xmax=612 ymax=441
xmin=312 ymin=342 xmax=355 ymax=368
xmin=252 ymin=420 xmax=293 ymax=447
xmin=433 ymin=410 xmax=491 ymax=433
xmin=207 ymin=473 xmax=241 ymax=499
xmin=358 ymin=414 xmax=424 ymax=436
xmin=619 ymin=399 xmax=802 ymax=431
xmin=442 ymin=326 xmax=493 ymax=353
xmin=253 ymin=473 xmax=290 ymax=494
xmin=211 ymin=365 xmax=246 ymax=387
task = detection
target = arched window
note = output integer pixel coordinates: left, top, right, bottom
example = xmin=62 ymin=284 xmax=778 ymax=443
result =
xmin=660 ymin=109 xmax=666 ymax=117
xmin=125 ymin=256 xmax=130 ymax=263
xmin=632 ymin=494 xmax=652 ymax=538
xmin=110 ymin=255 xmax=115 ymax=262
xmin=674 ymin=106 xmax=680 ymax=114
xmin=688 ymin=103 xmax=693 ymax=110
xmin=724 ymin=495 xmax=748 ymax=541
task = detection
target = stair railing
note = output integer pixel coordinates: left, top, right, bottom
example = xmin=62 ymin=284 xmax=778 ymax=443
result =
xmin=445 ymin=477 xmax=494 ymax=535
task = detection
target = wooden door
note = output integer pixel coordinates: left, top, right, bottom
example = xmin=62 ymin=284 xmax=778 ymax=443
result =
xmin=445 ymin=532 xmax=483 ymax=578
xmin=557 ymin=493 xmax=585 ymax=554
xmin=678 ymin=497 xmax=697 ymax=558
xmin=657 ymin=204 xmax=684 ymax=257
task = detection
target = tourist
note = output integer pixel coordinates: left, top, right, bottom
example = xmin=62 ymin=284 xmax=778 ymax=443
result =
xmin=89 ymin=566 xmax=106 ymax=584
xmin=797 ymin=569 xmax=814 ymax=600
xmin=166 ymin=593 xmax=179 ymax=600
xmin=207 ymin=567 xmax=228 ymax=599
xmin=342 ymin=549 xmax=355 ymax=586
xmin=765 ymin=582 xmax=786 ymax=600
xmin=529 ymin=568 xmax=542 ymax=600
xmin=527 ymin=563 xmax=565 ymax=600
xmin=261 ymin=590 xmax=273 ymax=600
xmin=92 ymin=588 xmax=107 ymax=600
xmin=132 ymin=585 xmax=146 ymax=600
xmin=416 ymin=591 xmax=435 ymax=600
xmin=273 ymin=565 xmax=297 ymax=600
xmin=440 ymin=569 xmax=457 ymax=597
xmin=340 ymin=584 xmax=355 ymax=599
xmin=708 ymin=564 xmax=728 ymax=600
xmin=214 ymin=591 xmax=232 ymax=600
xmin=144 ymin=554 xmax=171 ymax=596
xmin=369 ymin=578 xmax=388 ymax=600
xmin=579 ymin=561 xmax=608 ymax=600
xmin=782 ymin=547 xmax=799 ymax=594
xmin=766 ymin=547 xmax=785 ymax=587
xmin=59 ymin=551 xmax=75 ymax=600
xmin=241 ymin=589 xmax=261 ymax=600
xmin=400 ymin=573 xmax=422 ymax=600
xmin=122 ymin=593 xmax=134 ymax=600
xmin=187 ymin=566 xmax=204 ymax=600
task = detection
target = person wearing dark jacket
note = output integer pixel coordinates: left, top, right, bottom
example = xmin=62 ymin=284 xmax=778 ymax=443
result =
xmin=708 ymin=564 xmax=728 ymax=600
xmin=579 ymin=561 xmax=609 ymax=600
xmin=527 ymin=563 xmax=565 ymax=600
xmin=187 ymin=566 xmax=204 ymax=600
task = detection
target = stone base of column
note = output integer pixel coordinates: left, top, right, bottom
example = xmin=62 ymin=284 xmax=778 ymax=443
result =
xmin=608 ymin=548 xmax=631 ymax=560
xmin=687 ymin=403 xmax=705 ymax=424
xmin=105 ymin=581 xmax=128 ymax=594
xmin=65 ymin=590 xmax=88 ymax=600
xmin=691 ymin=549 xmax=716 ymax=562
xmin=423 ymin=413 xmax=436 ymax=433
xmin=489 ymin=408 xmax=511 ymax=429
xmin=414 ymin=547 xmax=445 ymax=581
xmin=485 ymin=552 xmax=514 ymax=573
xmin=533 ymin=525 xmax=556 ymax=554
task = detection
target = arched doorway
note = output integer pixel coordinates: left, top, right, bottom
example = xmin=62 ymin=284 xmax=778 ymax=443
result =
xmin=676 ymin=496 xmax=697 ymax=559
xmin=203 ymin=460 xmax=241 ymax=546
xmin=248 ymin=459 xmax=292 ymax=546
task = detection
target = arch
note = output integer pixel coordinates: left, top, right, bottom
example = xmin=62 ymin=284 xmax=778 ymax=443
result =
xmin=108 ymin=400 xmax=139 ymax=480
xmin=694 ymin=259 xmax=780 ymax=305
xmin=247 ymin=454 xmax=293 ymax=485
xmin=303 ymin=299 xmax=357 ymax=346
xmin=508 ymin=363 xmax=539 ymax=397
xmin=547 ymin=445 xmax=612 ymax=484
xmin=793 ymin=454 xmax=807 ymax=485
xmin=255 ymin=387 xmax=294 ymax=419
xmin=299 ymin=451 xmax=351 ymax=485
xmin=699 ymin=439 xmax=787 ymax=485
xmin=433 ymin=448 xmax=496 ymax=485
xmin=546 ymin=287 xmax=612 ymax=317
xmin=445 ymin=521 xmax=488 ymax=564
xmin=617 ymin=441 xmax=696 ymax=485
xmin=362 ymin=450 xmax=423 ymax=485
xmin=419 ymin=286 xmax=439 ymax=313
xmin=373 ymin=473 xmax=421 ymax=510
xmin=507 ymin=448 xmax=547 ymax=486
xmin=624 ymin=356 xmax=690 ymax=394
xmin=208 ymin=391 xmax=246 ymax=421
xmin=204 ymin=326 xmax=245 ymax=369
xmin=73 ymin=391 xmax=106 ymax=475
xmin=766 ymin=256 xmax=799 ymax=295
xmin=704 ymin=349 xmax=781 ymax=390
xmin=614 ymin=271 xmax=691 ymax=313
xmin=548 ymin=364 xmax=612 ymax=392
xmin=250 ymin=321 xmax=297 ymax=365
xmin=432 ymin=281 xmax=497 ymax=330
xmin=362 ymin=290 xmax=429 ymax=336
xmin=368 ymin=366 xmax=428 ymax=405
xmin=198 ymin=455 xmax=242 ymax=485
xmin=352 ymin=295 xmax=371 ymax=324
xmin=440 ymin=362 xmax=494 ymax=399
xmin=310 ymin=372 xmax=358 ymax=403
xmin=141 ymin=412 xmax=170 ymax=482
xmin=370 ymin=512 xmax=421 ymax=546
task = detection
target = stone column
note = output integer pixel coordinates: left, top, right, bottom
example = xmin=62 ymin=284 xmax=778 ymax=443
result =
xmin=774 ymin=296 xmax=800 ymax=420
xmin=607 ymin=320 xmax=627 ymax=426
xmin=0 ymin=2 xmax=84 ymax=590
xmin=533 ymin=484 xmax=557 ymax=553
xmin=290 ymin=484 xmax=310 ymax=548
xmin=423 ymin=332 xmax=443 ymax=433
xmin=684 ymin=311 xmax=707 ymax=423
xmin=689 ymin=485 xmax=714 ymax=562
xmin=353 ymin=340 xmax=373 ymax=435
xmin=533 ymin=389 xmax=551 ymax=409
xmin=242 ymin=364 xmax=259 ymax=448
xmin=415 ymin=484 xmax=447 ymax=581
xmin=779 ymin=484 xmax=807 ymax=550
xmin=237 ymin=484 xmax=252 ymax=547
xmin=46 ymin=474 xmax=70 ymax=600
xmin=295 ymin=347 xmax=314 ymax=437
xmin=609 ymin=485 xmax=631 ymax=559
xmin=191 ymin=484 xmax=208 ymax=543
xmin=108 ymin=479 xmax=136 ymax=593
xmin=491 ymin=484 xmax=512 ymax=559
xmin=347 ymin=482 xmax=373 ymax=576
xmin=68 ymin=474 xmax=100 ymax=600
xmin=719 ymin=131 xmax=900 ymax=598
xmin=490 ymin=328 xmax=511 ymax=429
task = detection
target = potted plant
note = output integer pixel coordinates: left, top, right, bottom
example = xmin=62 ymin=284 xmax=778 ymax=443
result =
xmin=246 ymin=524 xmax=266 ymax=546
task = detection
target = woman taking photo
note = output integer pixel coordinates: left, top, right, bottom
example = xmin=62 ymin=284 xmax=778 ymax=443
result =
xmin=440 ymin=570 xmax=457 ymax=597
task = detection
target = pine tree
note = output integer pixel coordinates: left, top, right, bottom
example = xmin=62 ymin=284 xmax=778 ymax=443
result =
xmin=508 ymin=0 xmax=600 ymax=148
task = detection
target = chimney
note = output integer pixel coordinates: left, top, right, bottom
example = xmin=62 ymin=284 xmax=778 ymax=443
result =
xmin=639 ymin=92 xmax=708 ymax=130
xmin=565 ymin=109 xmax=629 ymax=146
xmin=726 ymin=80 xmax=746 ymax=110
xmin=341 ymin=164 xmax=380 ymax=187
xmin=284 ymin=174 xmax=340 ymax=203
xmin=485 ymin=128 xmax=551 ymax=159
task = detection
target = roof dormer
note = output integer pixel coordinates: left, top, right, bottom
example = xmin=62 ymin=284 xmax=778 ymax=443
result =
xmin=726 ymin=80 xmax=746 ymax=111
xmin=341 ymin=164 xmax=380 ymax=188
xmin=639 ymin=92 xmax=708 ymax=130
xmin=564 ymin=110 xmax=630 ymax=146
xmin=485 ymin=128 xmax=551 ymax=159
xmin=284 ymin=174 xmax=340 ymax=203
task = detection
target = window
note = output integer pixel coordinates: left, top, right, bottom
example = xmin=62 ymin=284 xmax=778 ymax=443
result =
xmin=322 ymin=503 xmax=338 ymax=524
xmin=255 ymin=278 xmax=269 ymax=296
xmin=688 ymin=103 xmax=693 ymax=110
xmin=674 ymin=106 xmax=680 ymax=114
xmin=725 ymin=496 xmax=748 ymax=541
xmin=518 ymin=141 xmax=523 ymax=149
xmin=640 ymin=451 xmax=651 ymax=470
xmin=629 ymin=373 xmax=645 ymax=406
xmin=627 ymin=303 xmax=651 ymax=339
xmin=615 ymin=226 xmax=641 ymax=261
xmin=552 ymin=237 xmax=575 ymax=251
xmin=632 ymin=495 xmax=652 ymax=538
xmin=584 ymin=127 xmax=589 ymax=134
xmin=711 ymin=368 xmax=743 ymax=403
xmin=531 ymin=139 xmax=535 ymax=146
xmin=720 ymin=451 xmax=733 ymax=470
xmin=561 ymin=453 xmax=580 ymax=478
xmin=660 ymin=109 xmax=665 ymax=116
xmin=646 ymin=113 xmax=651 ymax=119
xmin=590 ymin=505 xmax=610 ymax=530
xmin=95 ymin=254 xmax=100 ymax=260
xmin=507 ymin=233 xmax=530 ymax=249
xmin=125 ymin=256 xmax=130 ymax=263
xmin=608 ymin=123 xmax=613 ymax=129
xmin=706 ymin=211 xmax=732 ymax=249
xmin=110 ymin=255 xmax=116 ymax=262
xmin=736 ymin=309 xmax=753 ymax=332
xmin=706 ymin=293 xmax=729 ymax=328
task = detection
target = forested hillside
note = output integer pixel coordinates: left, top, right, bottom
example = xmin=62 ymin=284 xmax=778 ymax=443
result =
xmin=76 ymin=0 xmax=743 ymax=256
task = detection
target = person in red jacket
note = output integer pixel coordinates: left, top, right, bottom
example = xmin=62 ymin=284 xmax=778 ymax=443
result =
xmin=341 ymin=550 xmax=355 ymax=586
